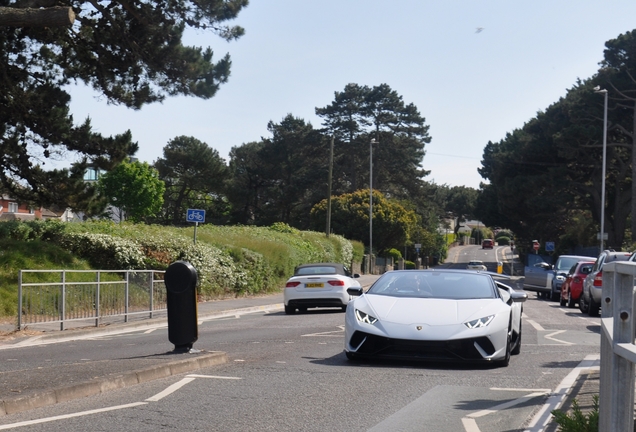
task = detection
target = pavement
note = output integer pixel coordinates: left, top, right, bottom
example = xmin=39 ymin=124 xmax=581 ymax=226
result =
xmin=0 ymin=270 xmax=598 ymax=431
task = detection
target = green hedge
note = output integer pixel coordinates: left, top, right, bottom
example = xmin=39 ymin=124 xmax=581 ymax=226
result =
xmin=0 ymin=220 xmax=360 ymax=301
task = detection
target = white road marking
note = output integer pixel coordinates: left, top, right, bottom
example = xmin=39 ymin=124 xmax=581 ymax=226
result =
xmin=526 ymin=320 xmax=545 ymax=331
xmin=0 ymin=373 xmax=244 ymax=429
xmin=467 ymin=392 xmax=549 ymax=419
xmin=197 ymin=306 xmax=283 ymax=324
xmin=490 ymin=388 xmax=552 ymax=393
xmin=143 ymin=329 xmax=156 ymax=334
xmin=461 ymin=390 xmax=550 ymax=432
xmin=461 ymin=418 xmax=480 ymax=432
xmin=302 ymin=326 xmax=345 ymax=337
xmin=544 ymin=330 xmax=574 ymax=345
xmin=524 ymin=354 xmax=600 ymax=432
xmin=186 ymin=374 xmax=242 ymax=380
xmin=145 ymin=377 xmax=195 ymax=401
xmin=0 ymin=402 xmax=147 ymax=430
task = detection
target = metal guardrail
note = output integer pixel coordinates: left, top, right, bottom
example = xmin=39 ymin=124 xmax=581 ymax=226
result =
xmin=18 ymin=270 xmax=166 ymax=331
xmin=599 ymin=261 xmax=636 ymax=431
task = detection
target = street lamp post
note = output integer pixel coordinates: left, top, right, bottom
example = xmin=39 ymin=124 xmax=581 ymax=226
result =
xmin=595 ymin=86 xmax=608 ymax=253
xmin=369 ymin=138 xmax=376 ymax=274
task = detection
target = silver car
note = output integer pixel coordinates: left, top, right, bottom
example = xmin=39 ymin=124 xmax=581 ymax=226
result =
xmin=580 ymin=250 xmax=631 ymax=316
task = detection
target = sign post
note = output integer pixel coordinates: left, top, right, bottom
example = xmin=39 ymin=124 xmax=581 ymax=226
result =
xmin=186 ymin=209 xmax=206 ymax=244
xmin=532 ymin=240 xmax=540 ymax=255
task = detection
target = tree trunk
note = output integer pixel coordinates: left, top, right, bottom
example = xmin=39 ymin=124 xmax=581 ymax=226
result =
xmin=0 ymin=6 xmax=74 ymax=27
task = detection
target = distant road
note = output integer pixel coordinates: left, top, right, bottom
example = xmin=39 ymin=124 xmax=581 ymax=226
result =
xmin=444 ymin=244 xmax=516 ymax=275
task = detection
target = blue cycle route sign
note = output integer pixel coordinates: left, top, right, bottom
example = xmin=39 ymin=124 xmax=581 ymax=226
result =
xmin=186 ymin=209 xmax=205 ymax=245
xmin=545 ymin=241 xmax=555 ymax=252
xmin=186 ymin=209 xmax=205 ymax=223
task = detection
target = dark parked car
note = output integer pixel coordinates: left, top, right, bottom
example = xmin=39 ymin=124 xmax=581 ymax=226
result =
xmin=559 ymin=261 xmax=594 ymax=308
xmin=580 ymin=250 xmax=632 ymax=316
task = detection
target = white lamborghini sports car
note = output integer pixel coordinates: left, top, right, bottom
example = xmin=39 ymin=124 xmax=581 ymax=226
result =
xmin=344 ymin=270 xmax=527 ymax=367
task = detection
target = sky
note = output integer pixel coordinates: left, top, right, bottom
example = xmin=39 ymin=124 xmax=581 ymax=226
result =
xmin=66 ymin=0 xmax=636 ymax=190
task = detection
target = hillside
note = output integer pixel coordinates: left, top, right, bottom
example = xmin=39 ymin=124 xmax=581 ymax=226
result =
xmin=0 ymin=220 xmax=364 ymax=318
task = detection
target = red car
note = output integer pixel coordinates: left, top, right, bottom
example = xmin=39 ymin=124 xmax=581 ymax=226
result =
xmin=560 ymin=261 xmax=594 ymax=308
xmin=482 ymin=239 xmax=494 ymax=249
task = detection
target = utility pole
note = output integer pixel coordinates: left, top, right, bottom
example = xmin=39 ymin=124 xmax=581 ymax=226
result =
xmin=326 ymin=136 xmax=334 ymax=237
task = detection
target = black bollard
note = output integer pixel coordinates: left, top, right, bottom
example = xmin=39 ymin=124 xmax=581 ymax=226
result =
xmin=164 ymin=261 xmax=198 ymax=352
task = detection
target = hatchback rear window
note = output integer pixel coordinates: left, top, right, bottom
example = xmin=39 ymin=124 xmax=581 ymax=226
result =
xmin=580 ymin=264 xmax=593 ymax=274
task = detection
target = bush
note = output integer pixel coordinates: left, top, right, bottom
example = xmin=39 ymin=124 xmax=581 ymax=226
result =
xmin=0 ymin=219 xmax=67 ymax=242
xmin=495 ymin=230 xmax=513 ymax=240
xmin=57 ymin=232 xmax=146 ymax=269
xmin=385 ymin=248 xmax=402 ymax=261
xmin=551 ymin=396 xmax=598 ymax=432
xmin=497 ymin=236 xmax=510 ymax=245
xmin=351 ymin=240 xmax=365 ymax=263
xmin=405 ymin=260 xmax=415 ymax=269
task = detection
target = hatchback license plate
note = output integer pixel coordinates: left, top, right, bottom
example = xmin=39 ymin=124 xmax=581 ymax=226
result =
xmin=305 ymin=283 xmax=324 ymax=288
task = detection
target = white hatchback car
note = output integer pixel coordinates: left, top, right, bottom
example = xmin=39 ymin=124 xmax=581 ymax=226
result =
xmin=466 ymin=260 xmax=487 ymax=271
xmin=284 ymin=263 xmax=361 ymax=314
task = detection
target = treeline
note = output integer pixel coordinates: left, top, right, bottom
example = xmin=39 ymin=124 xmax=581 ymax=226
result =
xmin=476 ymin=30 xmax=636 ymax=254
xmin=61 ymin=83 xmax=479 ymax=260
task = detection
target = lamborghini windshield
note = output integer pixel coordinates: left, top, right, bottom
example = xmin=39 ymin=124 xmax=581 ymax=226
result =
xmin=368 ymin=271 xmax=497 ymax=300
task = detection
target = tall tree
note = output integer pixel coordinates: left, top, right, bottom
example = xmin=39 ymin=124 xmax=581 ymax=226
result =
xmin=597 ymin=29 xmax=636 ymax=241
xmin=316 ymin=83 xmax=431 ymax=199
xmin=98 ymin=160 xmax=165 ymax=223
xmin=226 ymin=141 xmax=267 ymax=224
xmin=314 ymin=84 xmax=367 ymax=191
xmin=0 ymin=0 xmax=247 ymax=210
xmin=226 ymin=115 xmax=327 ymax=227
xmin=154 ymin=136 xmax=228 ymax=225
xmin=441 ymin=185 xmax=478 ymax=237
xmin=258 ymin=115 xmax=327 ymax=227
xmin=478 ymin=76 xmax=632 ymax=250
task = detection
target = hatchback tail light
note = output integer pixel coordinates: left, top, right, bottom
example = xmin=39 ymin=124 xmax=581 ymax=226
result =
xmin=593 ymin=271 xmax=603 ymax=287
xmin=327 ymin=280 xmax=345 ymax=286
xmin=286 ymin=281 xmax=301 ymax=288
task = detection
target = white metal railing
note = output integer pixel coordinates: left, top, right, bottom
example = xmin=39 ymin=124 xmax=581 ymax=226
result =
xmin=18 ymin=269 xmax=166 ymax=331
xmin=599 ymin=260 xmax=636 ymax=431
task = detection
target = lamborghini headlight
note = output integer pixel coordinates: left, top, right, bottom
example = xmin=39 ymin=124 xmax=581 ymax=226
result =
xmin=464 ymin=315 xmax=494 ymax=329
xmin=355 ymin=309 xmax=378 ymax=325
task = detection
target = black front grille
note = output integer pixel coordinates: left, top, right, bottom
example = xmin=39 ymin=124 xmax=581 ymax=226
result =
xmin=349 ymin=331 xmax=495 ymax=361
